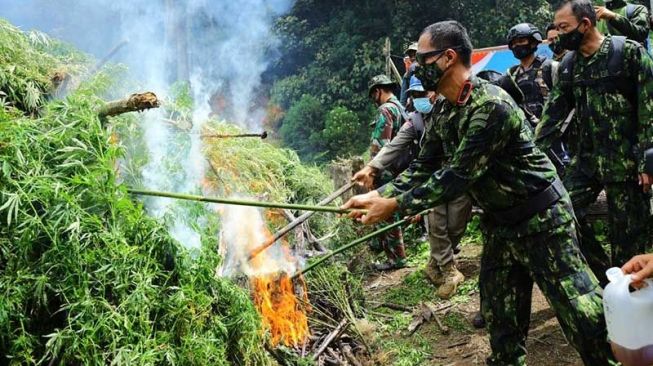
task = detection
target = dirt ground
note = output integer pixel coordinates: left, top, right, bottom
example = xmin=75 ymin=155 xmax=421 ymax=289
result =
xmin=361 ymin=243 xmax=584 ymax=366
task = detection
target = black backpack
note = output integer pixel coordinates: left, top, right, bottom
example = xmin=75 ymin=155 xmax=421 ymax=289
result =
xmin=558 ymin=35 xmax=637 ymax=107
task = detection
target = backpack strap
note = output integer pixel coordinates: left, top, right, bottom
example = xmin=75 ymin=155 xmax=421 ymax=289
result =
xmin=626 ymin=3 xmax=636 ymax=19
xmin=541 ymin=58 xmax=554 ymax=90
xmin=385 ymin=99 xmax=410 ymax=125
xmin=410 ymin=112 xmax=425 ymax=138
xmin=608 ymin=36 xmax=637 ymax=105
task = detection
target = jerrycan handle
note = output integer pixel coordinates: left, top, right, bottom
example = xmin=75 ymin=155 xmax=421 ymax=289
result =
xmin=606 ymin=267 xmax=633 ymax=295
xmin=606 ymin=267 xmax=653 ymax=296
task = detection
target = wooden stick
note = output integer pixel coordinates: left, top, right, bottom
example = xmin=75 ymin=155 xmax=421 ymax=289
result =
xmin=248 ymin=182 xmax=355 ymax=261
xmin=313 ymin=319 xmax=349 ymax=360
xmin=341 ymin=344 xmax=363 ymax=366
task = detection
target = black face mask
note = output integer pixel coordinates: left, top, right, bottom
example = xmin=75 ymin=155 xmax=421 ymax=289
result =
xmin=511 ymin=44 xmax=537 ymax=60
xmin=558 ymin=22 xmax=585 ymax=51
xmin=414 ymin=54 xmax=447 ymax=91
xmin=548 ymin=39 xmax=564 ymax=56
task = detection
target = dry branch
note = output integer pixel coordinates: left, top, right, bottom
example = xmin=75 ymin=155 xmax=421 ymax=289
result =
xmin=98 ymin=92 xmax=160 ymax=120
xmin=313 ymin=318 xmax=349 ymax=360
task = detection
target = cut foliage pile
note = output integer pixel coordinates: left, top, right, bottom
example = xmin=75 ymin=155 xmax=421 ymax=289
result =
xmin=0 ymin=18 xmax=272 ymax=365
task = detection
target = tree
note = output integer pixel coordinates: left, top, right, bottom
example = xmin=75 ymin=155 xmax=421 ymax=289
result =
xmin=279 ymin=94 xmax=327 ymax=161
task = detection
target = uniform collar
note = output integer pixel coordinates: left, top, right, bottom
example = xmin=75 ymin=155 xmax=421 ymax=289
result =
xmin=584 ymin=35 xmax=611 ymax=66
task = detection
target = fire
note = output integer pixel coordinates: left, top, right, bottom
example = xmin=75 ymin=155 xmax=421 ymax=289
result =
xmin=251 ymin=272 xmax=310 ymax=347
xmin=249 ymin=229 xmax=310 ymax=347
xmin=216 ymin=203 xmax=310 ymax=347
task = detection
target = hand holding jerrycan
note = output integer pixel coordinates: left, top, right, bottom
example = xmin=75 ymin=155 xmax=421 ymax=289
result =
xmin=603 ymin=267 xmax=653 ymax=366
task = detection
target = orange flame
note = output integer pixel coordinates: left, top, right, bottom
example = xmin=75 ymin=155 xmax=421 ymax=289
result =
xmin=249 ymin=229 xmax=310 ymax=347
xmin=251 ymin=273 xmax=310 ymax=347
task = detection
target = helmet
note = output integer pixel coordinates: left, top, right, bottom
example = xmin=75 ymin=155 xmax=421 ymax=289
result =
xmin=404 ymin=42 xmax=418 ymax=55
xmin=406 ymin=75 xmax=425 ymax=93
xmin=476 ymin=70 xmax=503 ymax=84
xmin=368 ymin=74 xmax=397 ymax=95
xmin=506 ymin=23 xmax=543 ymax=47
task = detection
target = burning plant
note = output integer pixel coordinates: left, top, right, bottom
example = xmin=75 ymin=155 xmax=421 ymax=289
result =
xmin=218 ymin=203 xmax=311 ymax=348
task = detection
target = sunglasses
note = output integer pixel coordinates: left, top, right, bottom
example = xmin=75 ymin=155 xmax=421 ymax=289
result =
xmin=415 ymin=46 xmax=460 ymax=66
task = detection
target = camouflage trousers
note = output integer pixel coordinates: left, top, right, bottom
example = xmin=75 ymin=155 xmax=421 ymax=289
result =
xmin=371 ymin=172 xmax=406 ymax=264
xmin=480 ymin=221 xmax=614 ymax=365
xmin=565 ymin=170 xmax=651 ymax=285
xmin=371 ymin=215 xmax=406 ymax=264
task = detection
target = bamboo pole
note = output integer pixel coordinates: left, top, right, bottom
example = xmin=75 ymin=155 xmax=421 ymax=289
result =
xmin=127 ymin=188 xmax=365 ymax=214
xmin=291 ymin=211 xmax=425 ymax=280
xmin=247 ymin=182 xmax=355 ymax=261
xmin=201 ymin=131 xmax=267 ymax=139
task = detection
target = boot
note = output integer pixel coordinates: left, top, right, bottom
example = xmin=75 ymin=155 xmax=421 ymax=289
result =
xmin=424 ymin=259 xmax=444 ymax=286
xmin=373 ymin=259 xmax=406 ymax=271
xmin=436 ymin=262 xmax=465 ymax=299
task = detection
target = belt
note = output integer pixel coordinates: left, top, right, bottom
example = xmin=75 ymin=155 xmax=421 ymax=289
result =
xmin=490 ymin=178 xmax=566 ymax=225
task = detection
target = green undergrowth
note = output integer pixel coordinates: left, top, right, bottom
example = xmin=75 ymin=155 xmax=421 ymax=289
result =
xmin=0 ymin=19 xmax=272 ymax=365
xmin=0 ymin=19 xmax=88 ymax=115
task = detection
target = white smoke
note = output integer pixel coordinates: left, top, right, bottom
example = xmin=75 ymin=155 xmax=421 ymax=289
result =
xmin=0 ymin=0 xmax=295 ymax=251
xmin=218 ymin=203 xmax=298 ymax=277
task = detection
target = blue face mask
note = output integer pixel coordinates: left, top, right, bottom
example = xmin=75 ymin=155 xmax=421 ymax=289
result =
xmin=413 ymin=97 xmax=433 ymax=114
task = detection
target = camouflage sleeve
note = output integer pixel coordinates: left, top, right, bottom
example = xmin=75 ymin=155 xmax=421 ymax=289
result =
xmin=370 ymin=108 xmax=393 ymax=153
xmin=369 ymin=121 xmax=418 ymax=171
xmin=385 ymin=101 xmax=515 ymax=216
xmin=535 ymin=72 xmax=573 ymax=150
xmin=627 ymin=42 xmax=653 ymax=172
xmin=609 ymin=5 xmax=650 ymax=43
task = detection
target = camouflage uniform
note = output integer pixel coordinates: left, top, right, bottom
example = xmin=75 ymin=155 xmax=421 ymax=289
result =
xmin=536 ymin=35 xmax=653 ymax=285
xmin=597 ymin=1 xmax=650 ymax=44
xmin=378 ymin=77 xmax=613 ymax=365
xmin=369 ymin=95 xmax=406 ymax=265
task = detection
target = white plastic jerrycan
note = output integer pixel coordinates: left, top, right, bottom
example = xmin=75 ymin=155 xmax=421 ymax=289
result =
xmin=603 ymin=267 xmax=653 ymax=366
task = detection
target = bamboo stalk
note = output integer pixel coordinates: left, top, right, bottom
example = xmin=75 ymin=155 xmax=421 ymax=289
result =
xmin=127 ymin=188 xmax=364 ymax=214
xmin=291 ymin=211 xmax=425 ymax=280
xmin=201 ymin=131 xmax=267 ymax=139
xmin=247 ymin=182 xmax=355 ymax=261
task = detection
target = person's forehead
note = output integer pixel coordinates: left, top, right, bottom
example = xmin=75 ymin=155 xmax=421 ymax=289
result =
xmin=512 ymin=37 xmax=531 ymax=43
xmin=417 ymin=33 xmax=437 ymax=53
xmin=554 ymin=4 xmax=576 ymax=23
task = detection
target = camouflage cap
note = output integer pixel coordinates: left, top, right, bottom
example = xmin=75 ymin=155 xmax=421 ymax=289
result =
xmin=404 ymin=42 xmax=418 ymax=55
xmin=368 ymin=74 xmax=397 ymax=95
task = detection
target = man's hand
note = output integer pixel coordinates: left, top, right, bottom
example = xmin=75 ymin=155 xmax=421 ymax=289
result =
xmin=352 ymin=165 xmax=378 ymax=190
xmin=341 ymin=190 xmax=399 ymax=225
xmin=638 ymin=173 xmax=652 ymax=193
xmin=595 ymin=6 xmax=617 ymax=21
xmin=622 ymin=254 xmax=653 ymax=285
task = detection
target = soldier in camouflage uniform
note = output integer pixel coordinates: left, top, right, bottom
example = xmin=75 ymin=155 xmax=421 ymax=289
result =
xmin=367 ymin=74 xmax=407 ymax=270
xmin=536 ymin=0 xmax=653 ymax=286
xmin=547 ymin=23 xmax=569 ymax=61
xmin=595 ymin=0 xmax=650 ymax=45
xmin=343 ymin=21 xmax=614 ymax=365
